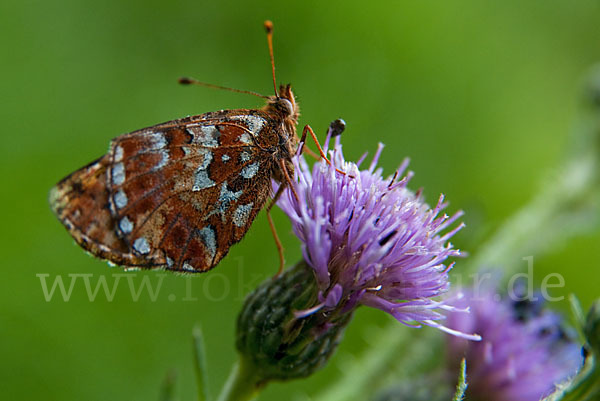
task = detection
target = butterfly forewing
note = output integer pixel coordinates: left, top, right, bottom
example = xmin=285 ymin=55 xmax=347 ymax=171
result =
xmin=51 ymin=110 xmax=278 ymax=272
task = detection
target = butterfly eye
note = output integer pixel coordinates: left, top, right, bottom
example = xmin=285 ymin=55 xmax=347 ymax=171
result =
xmin=280 ymin=98 xmax=294 ymax=116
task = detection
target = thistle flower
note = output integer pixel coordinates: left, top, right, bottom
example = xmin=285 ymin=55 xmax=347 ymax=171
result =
xmin=275 ymin=122 xmax=476 ymax=338
xmin=234 ymin=121 xmax=476 ymax=389
xmin=446 ymin=282 xmax=582 ymax=401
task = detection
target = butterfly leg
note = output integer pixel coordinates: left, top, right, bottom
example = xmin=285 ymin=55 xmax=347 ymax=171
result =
xmin=266 ymin=182 xmax=287 ymax=276
xmin=265 ymin=158 xmax=301 ymax=275
xmin=298 ymin=125 xmax=328 ymax=160
xmin=299 ymin=124 xmax=348 ymax=176
xmin=298 ymin=143 xmax=320 ymax=160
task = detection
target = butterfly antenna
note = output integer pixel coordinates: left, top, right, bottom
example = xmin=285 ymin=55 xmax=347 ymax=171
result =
xmin=178 ymin=77 xmax=269 ymax=99
xmin=264 ymin=20 xmax=278 ymax=98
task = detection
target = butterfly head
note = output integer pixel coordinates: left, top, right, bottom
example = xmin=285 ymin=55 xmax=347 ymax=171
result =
xmin=266 ymin=84 xmax=299 ymax=124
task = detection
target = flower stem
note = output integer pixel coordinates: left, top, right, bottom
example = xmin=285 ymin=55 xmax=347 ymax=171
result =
xmin=216 ymin=357 xmax=263 ymax=401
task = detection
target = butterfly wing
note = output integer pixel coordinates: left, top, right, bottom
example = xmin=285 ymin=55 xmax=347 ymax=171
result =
xmin=50 ymin=110 xmax=277 ymax=272
xmin=50 ymin=155 xmax=148 ymax=265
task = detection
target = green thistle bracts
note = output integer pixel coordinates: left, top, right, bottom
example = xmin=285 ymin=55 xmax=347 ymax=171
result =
xmin=236 ymin=261 xmax=351 ymax=382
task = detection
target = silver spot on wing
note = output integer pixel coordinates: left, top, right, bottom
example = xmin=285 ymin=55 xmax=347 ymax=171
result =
xmin=233 ymin=203 xmax=254 ymax=228
xmin=114 ymin=189 xmax=128 ymax=209
xmin=133 ymin=237 xmax=150 ymax=254
xmin=198 ymin=226 xmax=217 ymax=262
xmin=193 ymin=171 xmax=215 ymax=191
xmin=239 ymin=133 xmax=252 ymax=145
xmin=240 ymin=151 xmax=251 ymax=162
xmin=218 ymin=182 xmax=242 ymax=207
xmin=231 ymin=115 xmax=266 ymax=135
xmin=119 ymin=216 xmax=133 ymax=234
xmin=188 ymin=125 xmax=220 ymax=148
xmin=182 ymin=262 xmax=196 ymax=272
xmin=204 ymin=181 xmax=243 ymax=221
xmin=149 ymin=132 xmax=167 ymax=150
xmin=114 ymin=145 xmax=124 ymax=162
xmin=155 ymin=149 xmax=169 ymax=170
xmin=240 ymin=162 xmax=259 ymax=179
xmin=112 ymin=162 xmax=125 ymax=186
xmin=192 ymin=150 xmax=215 ymax=191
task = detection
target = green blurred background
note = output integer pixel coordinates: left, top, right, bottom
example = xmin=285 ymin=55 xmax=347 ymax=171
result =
xmin=2 ymin=0 xmax=600 ymax=400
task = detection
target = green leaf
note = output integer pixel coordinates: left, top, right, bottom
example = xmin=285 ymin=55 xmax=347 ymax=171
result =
xmin=452 ymin=358 xmax=468 ymax=401
xmin=569 ymin=294 xmax=587 ymax=345
xmin=193 ymin=324 xmax=211 ymax=401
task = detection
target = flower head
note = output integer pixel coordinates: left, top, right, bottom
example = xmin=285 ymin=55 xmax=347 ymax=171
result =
xmin=276 ymin=124 xmax=474 ymax=338
xmin=446 ymin=281 xmax=582 ymax=401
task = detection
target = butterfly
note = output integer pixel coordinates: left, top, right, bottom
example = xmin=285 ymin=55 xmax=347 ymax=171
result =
xmin=49 ymin=21 xmax=333 ymax=273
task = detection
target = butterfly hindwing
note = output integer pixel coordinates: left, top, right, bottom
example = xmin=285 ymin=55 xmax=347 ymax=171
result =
xmin=49 ymin=156 xmax=152 ymax=267
xmin=51 ymin=110 xmax=276 ymax=272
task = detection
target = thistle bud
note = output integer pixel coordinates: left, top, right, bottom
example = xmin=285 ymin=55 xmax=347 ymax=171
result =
xmin=236 ymin=261 xmax=351 ymax=382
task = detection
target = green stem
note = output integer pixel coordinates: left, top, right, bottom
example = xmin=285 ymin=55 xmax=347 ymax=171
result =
xmin=452 ymin=359 xmax=467 ymax=401
xmin=216 ymin=357 xmax=263 ymax=401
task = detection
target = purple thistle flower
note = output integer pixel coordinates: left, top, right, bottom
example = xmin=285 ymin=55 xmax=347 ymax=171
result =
xmin=275 ymin=128 xmax=478 ymax=339
xmin=446 ymin=283 xmax=582 ymax=401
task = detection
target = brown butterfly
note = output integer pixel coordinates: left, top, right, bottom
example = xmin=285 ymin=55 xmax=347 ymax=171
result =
xmin=49 ymin=21 xmax=331 ymax=273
